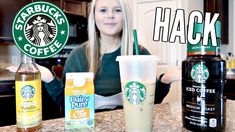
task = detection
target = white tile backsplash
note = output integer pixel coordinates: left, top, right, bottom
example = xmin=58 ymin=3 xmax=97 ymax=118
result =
xmin=0 ymin=45 xmax=21 ymax=68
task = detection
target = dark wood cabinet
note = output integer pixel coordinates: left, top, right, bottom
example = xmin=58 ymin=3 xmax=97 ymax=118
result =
xmin=62 ymin=0 xmax=88 ymax=17
xmin=32 ymin=0 xmax=90 ymax=17
xmin=225 ymin=76 xmax=235 ymax=100
xmin=0 ymin=95 xmax=16 ymax=126
xmin=32 ymin=0 xmax=62 ymax=8
xmin=0 ymin=85 xmax=63 ymax=127
xmin=0 ymin=0 xmax=31 ymax=41
xmin=204 ymin=0 xmax=229 ymax=44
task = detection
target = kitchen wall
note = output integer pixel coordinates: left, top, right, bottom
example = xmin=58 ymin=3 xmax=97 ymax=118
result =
xmin=0 ymin=45 xmax=21 ymax=69
xmin=184 ymin=0 xmax=203 ymax=12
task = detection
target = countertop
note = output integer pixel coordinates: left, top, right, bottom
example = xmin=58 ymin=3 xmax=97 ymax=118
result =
xmin=0 ymin=100 xmax=234 ymax=132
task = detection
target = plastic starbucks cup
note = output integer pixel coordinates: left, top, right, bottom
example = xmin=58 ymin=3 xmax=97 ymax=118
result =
xmin=116 ymin=55 xmax=159 ymax=132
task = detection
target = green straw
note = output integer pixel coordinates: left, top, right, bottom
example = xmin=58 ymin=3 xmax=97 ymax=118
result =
xmin=133 ymin=29 xmax=139 ymax=55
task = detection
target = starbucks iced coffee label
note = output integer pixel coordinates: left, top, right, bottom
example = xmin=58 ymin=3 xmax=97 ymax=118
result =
xmin=191 ymin=63 xmax=209 ymax=83
xmin=124 ymin=81 xmax=146 ymax=105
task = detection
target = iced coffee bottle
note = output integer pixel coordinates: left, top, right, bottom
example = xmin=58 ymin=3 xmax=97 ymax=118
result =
xmin=182 ymin=22 xmax=226 ymax=131
xmin=15 ymin=53 xmax=42 ymax=132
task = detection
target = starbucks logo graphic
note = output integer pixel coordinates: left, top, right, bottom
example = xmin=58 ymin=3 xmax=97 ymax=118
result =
xmin=12 ymin=2 xmax=69 ymax=59
xmin=26 ymin=15 xmax=56 ymax=46
xmin=125 ymin=81 xmax=146 ymax=105
xmin=191 ymin=63 xmax=209 ymax=83
xmin=21 ymin=85 xmax=35 ymax=99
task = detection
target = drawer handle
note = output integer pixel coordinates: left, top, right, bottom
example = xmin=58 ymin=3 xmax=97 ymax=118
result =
xmin=0 ymin=94 xmax=15 ymax=98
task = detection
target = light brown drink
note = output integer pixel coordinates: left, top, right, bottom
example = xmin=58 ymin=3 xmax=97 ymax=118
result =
xmin=116 ymin=55 xmax=159 ymax=132
xmin=121 ymin=80 xmax=156 ymax=132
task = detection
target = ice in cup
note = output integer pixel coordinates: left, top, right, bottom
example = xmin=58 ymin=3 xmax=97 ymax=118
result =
xmin=116 ymin=55 xmax=159 ymax=132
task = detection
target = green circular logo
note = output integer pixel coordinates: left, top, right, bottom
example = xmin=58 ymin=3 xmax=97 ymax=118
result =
xmin=191 ymin=63 xmax=209 ymax=83
xmin=125 ymin=81 xmax=146 ymax=105
xmin=12 ymin=1 xmax=69 ymax=59
xmin=21 ymin=85 xmax=35 ymax=99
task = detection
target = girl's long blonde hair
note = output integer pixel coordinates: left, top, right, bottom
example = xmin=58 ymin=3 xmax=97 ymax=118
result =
xmin=87 ymin=0 xmax=133 ymax=73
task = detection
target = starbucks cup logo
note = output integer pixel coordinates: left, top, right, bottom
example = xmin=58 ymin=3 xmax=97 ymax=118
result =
xmin=125 ymin=81 xmax=146 ymax=105
xmin=12 ymin=2 xmax=69 ymax=59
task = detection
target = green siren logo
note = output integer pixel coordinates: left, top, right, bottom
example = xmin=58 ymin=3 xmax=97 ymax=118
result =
xmin=12 ymin=2 xmax=69 ymax=59
xmin=21 ymin=85 xmax=35 ymax=99
xmin=191 ymin=63 xmax=209 ymax=83
xmin=125 ymin=81 xmax=146 ymax=105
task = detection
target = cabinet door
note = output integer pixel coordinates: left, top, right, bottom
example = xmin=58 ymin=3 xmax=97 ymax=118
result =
xmin=135 ymin=0 xmax=180 ymax=66
xmin=0 ymin=0 xmax=31 ymax=41
xmin=0 ymin=95 xmax=16 ymax=126
xmin=133 ymin=0 xmax=183 ymax=103
xmin=32 ymin=0 xmax=62 ymax=8
xmin=204 ymin=0 xmax=228 ymax=44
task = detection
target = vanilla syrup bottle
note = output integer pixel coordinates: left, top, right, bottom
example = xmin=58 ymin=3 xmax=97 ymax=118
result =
xmin=15 ymin=53 xmax=42 ymax=132
xmin=182 ymin=22 xmax=226 ymax=131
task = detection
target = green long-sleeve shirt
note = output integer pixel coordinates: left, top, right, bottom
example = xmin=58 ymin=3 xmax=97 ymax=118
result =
xmin=45 ymin=43 xmax=171 ymax=106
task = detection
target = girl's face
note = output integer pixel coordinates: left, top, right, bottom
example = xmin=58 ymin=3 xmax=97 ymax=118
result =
xmin=94 ymin=0 xmax=123 ymax=37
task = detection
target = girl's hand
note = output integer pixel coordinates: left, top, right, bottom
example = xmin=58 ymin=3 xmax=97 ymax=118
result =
xmin=36 ymin=64 xmax=54 ymax=83
xmin=7 ymin=64 xmax=54 ymax=83
xmin=160 ymin=68 xmax=181 ymax=84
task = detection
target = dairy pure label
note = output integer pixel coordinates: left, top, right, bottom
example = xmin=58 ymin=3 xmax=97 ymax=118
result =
xmin=65 ymin=73 xmax=95 ymax=130
xmin=125 ymin=81 xmax=146 ymax=105
xmin=191 ymin=63 xmax=209 ymax=83
xmin=12 ymin=1 xmax=69 ymax=59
